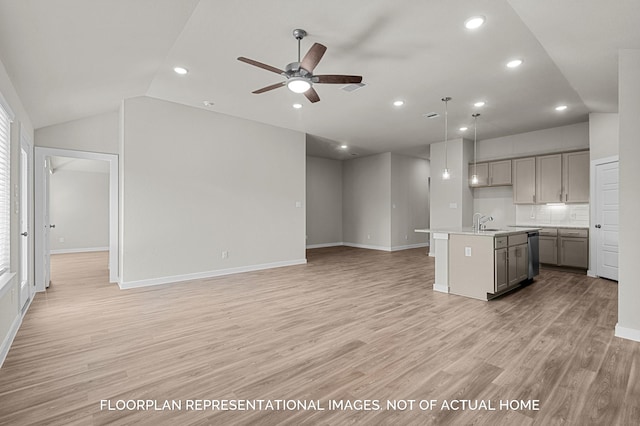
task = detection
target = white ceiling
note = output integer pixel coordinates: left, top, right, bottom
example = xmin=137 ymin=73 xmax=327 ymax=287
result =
xmin=0 ymin=0 xmax=638 ymax=159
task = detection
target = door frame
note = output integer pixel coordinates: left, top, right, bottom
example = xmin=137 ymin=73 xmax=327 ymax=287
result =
xmin=588 ymin=155 xmax=618 ymax=278
xmin=34 ymin=147 xmax=118 ymax=291
xmin=19 ymin=125 xmax=34 ymax=309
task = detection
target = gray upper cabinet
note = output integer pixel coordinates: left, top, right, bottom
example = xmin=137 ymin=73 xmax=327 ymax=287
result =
xmin=489 ymin=160 xmax=512 ymax=186
xmin=486 ymin=150 xmax=589 ymax=204
xmin=513 ymin=157 xmax=536 ymax=204
xmin=563 ymin=151 xmax=589 ymax=203
xmin=469 ymin=160 xmax=511 ymax=187
xmin=469 ymin=163 xmax=489 ymax=187
xmin=536 ymin=154 xmax=563 ymax=203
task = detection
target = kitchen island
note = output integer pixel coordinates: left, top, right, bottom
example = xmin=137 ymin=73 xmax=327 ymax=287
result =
xmin=416 ymin=227 xmax=540 ymax=301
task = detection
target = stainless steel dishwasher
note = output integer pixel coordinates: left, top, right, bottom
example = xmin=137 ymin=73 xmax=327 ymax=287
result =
xmin=527 ymin=231 xmax=540 ymax=279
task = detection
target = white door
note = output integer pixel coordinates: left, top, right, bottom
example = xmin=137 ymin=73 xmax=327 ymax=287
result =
xmin=594 ymin=161 xmax=619 ymax=280
xmin=43 ymin=157 xmax=51 ymax=287
xmin=19 ymin=146 xmax=30 ymax=308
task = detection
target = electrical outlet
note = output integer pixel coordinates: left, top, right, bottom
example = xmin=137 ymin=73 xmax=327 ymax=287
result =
xmin=367 ymin=234 xmax=371 ymax=240
xmin=59 ymin=237 xmax=65 ymax=243
xmin=221 ymin=251 xmax=228 ymax=259
xmin=465 ymin=247 xmax=472 ymax=257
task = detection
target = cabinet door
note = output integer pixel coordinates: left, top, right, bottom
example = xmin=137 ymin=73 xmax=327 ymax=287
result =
xmin=539 ymin=236 xmax=558 ymax=265
xmin=495 ymin=248 xmax=508 ymax=292
xmin=563 ymin=151 xmax=589 ymax=203
xmin=507 ymin=246 xmax=519 ymax=286
xmin=489 ymin=160 xmax=512 ymax=186
xmin=513 ymin=157 xmax=536 ymax=204
xmin=536 ymin=154 xmax=563 ymax=203
xmin=516 ymin=244 xmax=529 ymax=282
xmin=469 ymin=163 xmax=489 ymax=187
xmin=559 ymin=237 xmax=588 ymax=268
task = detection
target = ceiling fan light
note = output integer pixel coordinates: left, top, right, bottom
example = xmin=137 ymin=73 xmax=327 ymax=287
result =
xmin=287 ymin=78 xmax=312 ymax=94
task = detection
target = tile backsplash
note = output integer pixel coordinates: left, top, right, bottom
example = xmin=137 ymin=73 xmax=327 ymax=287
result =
xmin=515 ymin=204 xmax=589 ymax=227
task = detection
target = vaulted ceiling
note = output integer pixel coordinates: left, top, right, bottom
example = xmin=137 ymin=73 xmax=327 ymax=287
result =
xmin=0 ymin=0 xmax=638 ymax=158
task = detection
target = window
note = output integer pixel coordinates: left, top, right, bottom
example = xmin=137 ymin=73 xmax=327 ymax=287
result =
xmin=0 ymin=94 xmax=13 ymax=276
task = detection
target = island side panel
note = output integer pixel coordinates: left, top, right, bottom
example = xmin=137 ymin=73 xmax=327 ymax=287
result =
xmin=433 ymin=232 xmax=450 ymax=293
xmin=449 ymin=234 xmax=495 ymax=300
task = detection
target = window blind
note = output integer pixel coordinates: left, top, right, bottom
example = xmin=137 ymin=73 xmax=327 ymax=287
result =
xmin=0 ymin=102 xmax=11 ymax=276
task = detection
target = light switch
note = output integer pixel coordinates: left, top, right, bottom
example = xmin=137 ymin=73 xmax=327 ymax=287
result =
xmin=465 ymin=247 xmax=472 ymax=257
xmin=295 ymin=201 xmax=302 ymax=208
xmin=449 ymin=203 xmax=458 ymax=209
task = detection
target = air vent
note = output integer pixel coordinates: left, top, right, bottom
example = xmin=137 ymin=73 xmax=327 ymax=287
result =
xmin=423 ymin=112 xmax=440 ymax=119
xmin=341 ymin=83 xmax=367 ymax=92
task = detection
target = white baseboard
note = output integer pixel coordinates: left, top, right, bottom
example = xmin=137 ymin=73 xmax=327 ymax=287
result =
xmin=51 ymin=247 xmax=109 ymax=255
xmin=391 ymin=243 xmax=429 ymax=252
xmin=433 ymin=283 xmax=449 ymax=293
xmin=306 ymin=242 xmax=344 ymax=249
xmin=587 ymin=269 xmax=597 ymax=278
xmin=0 ymin=314 xmax=21 ymax=369
xmin=119 ymin=258 xmax=308 ymax=290
xmin=343 ymin=242 xmax=391 ymax=252
xmin=615 ymin=323 xmax=640 ymax=342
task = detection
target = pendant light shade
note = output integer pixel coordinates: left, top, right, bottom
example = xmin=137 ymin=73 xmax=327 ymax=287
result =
xmin=471 ymin=113 xmax=480 ymax=185
xmin=442 ymin=97 xmax=452 ymax=180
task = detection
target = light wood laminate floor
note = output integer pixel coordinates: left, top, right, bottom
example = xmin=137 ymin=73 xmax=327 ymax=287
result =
xmin=0 ymin=248 xmax=638 ymax=425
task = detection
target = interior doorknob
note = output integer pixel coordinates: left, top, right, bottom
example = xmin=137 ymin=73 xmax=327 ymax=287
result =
xmin=595 ymin=224 xmax=602 ymax=228
xmin=49 ymin=224 xmax=56 ymax=228
xmin=21 ymin=232 xmax=27 ymax=236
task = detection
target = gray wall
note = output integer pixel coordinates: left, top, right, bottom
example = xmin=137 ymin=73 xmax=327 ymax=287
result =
xmin=342 ymin=153 xmax=391 ymax=249
xmin=618 ymin=49 xmax=640 ymax=338
xmin=306 ymin=156 xmax=343 ymax=247
xmin=390 ymin=153 xmax=429 ymax=249
xmin=120 ymin=96 xmax=306 ymax=286
xmin=50 ymin=169 xmax=109 ymax=253
xmin=475 ymin=122 xmax=589 ymax=162
xmin=430 ymin=138 xmax=474 ymax=242
xmin=35 ymin=111 xmax=119 ymax=154
xmin=589 ymin=113 xmax=619 ymax=160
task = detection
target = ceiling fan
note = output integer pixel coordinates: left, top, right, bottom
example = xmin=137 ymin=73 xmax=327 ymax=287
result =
xmin=237 ymin=29 xmax=363 ymax=103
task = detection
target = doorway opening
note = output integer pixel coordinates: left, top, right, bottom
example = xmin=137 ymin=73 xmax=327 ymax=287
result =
xmin=35 ymin=148 xmax=118 ymax=291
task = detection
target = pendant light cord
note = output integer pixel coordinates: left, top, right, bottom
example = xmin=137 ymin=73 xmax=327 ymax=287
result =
xmin=472 ymin=113 xmax=480 ymax=178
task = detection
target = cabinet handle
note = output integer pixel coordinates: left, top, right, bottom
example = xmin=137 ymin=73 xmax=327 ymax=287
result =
xmin=533 ymin=194 xmax=536 ymax=203
xmin=565 ymin=193 xmax=568 ymax=202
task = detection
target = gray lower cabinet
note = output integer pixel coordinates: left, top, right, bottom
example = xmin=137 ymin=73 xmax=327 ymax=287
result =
xmin=539 ymin=236 xmax=558 ymax=264
xmin=494 ymin=234 xmax=528 ymax=292
xmin=558 ymin=230 xmax=589 ymax=268
xmin=539 ymin=227 xmax=589 ymax=269
xmin=495 ymin=247 xmax=508 ymax=292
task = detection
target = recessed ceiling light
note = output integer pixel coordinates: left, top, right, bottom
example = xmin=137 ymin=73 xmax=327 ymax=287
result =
xmin=506 ymin=59 xmax=523 ymax=68
xmin=474 ymin=101 xmax=486 ymax=107
xmin=173 ymin=66 xmax=188 ymax=75
xmin=459 ymin=127 xmax=468 ymax=131
xmin=340 ymin=144 xmax=348 ymax=149
xmin=555 ymin=105 xmax=568 ymax=111
xmin=203 ymin=101 xmax=214 ymax=107
xmin=465 ymin=16 xmax=486 ymax=30
xmin=393 ymin=100 xmax=405 ymax=107
xmin=292 ymin=103 xmax=303 ymax=109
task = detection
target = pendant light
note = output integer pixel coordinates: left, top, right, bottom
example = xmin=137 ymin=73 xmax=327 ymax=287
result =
xmin=441 ymin=97 xmax=452 ymax=180
xmin=471 ymin=113 xmax=480 ymax=185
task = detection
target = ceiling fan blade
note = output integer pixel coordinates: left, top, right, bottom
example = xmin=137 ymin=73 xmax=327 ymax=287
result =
xmin=300 ymin=43 xmax=327 ymax=73
xmin=252 ymin=82 xmax=286 ymax=94
xmin=304 ymin=87 xmax=320 ymax=103
xmin=237 ymin=57 xmax=285 ymax=75
xmin=315 ymin=75 xmax=363 ymax=84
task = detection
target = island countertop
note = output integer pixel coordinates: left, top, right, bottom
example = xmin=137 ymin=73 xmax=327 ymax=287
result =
xmin=414 ymin=227 xmax=541 ymax=237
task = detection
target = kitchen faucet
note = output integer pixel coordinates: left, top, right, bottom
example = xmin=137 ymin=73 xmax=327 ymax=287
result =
xmin=473 ymin=212 xmax=494 ymax=231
